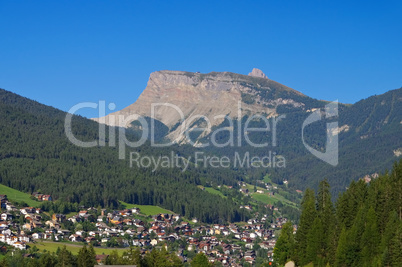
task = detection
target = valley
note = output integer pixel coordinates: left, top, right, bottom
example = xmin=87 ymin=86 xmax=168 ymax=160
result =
xmin=0 ymin=70 xmax=400 ymax=265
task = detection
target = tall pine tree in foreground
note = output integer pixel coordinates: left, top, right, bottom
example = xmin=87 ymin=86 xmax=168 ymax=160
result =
xmin=334 ymin=226 xmax=348 ymax=267
xmin=274 ymin=221 xmax=295 ymax=265
xmin=360 ymin=206 xmax=381 ymax=265
xmin=294 ymin=188 xmax=316 ymax=266
xmin=77 ymin=245 xmax=96 ymax=267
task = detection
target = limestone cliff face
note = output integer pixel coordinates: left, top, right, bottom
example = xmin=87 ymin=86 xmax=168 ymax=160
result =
xmin=93 ymin=69 xmax=309 ymax=143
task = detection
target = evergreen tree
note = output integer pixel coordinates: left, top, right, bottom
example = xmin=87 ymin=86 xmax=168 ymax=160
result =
xmin=56 ymin=245 xmax=75 ymax=267
xmin=77 ymin=245 xmax=96 ymax=267
xmin=273 ymin=221 xmax=294 ymax=265
xmin=305 ymin=217 xmax=323 ymax=265
xmin=104 ymin=250 xmax=121 ymax=265
xmin=39 ymin=252 xmax=57 ymax=267
xmin=381 ymin=211 xmax=399 ymax=266
xmin=121 ymin=247 xmax=143 ymax=266
xmin=326 ymin=222 xmax=339 ymax=266
xmin=334 ymin=227 xmax=348 ymax=267
xmin=345 ymin=207 xmax=365 ymax=266
xmin=143 ymin=248 xmax=182 ymax=267
xmin=294 ymin=188 xmax=316 ymax=266
xmin=273 ymin=161 xmax=402 ymax=267
xmin=191 ymin=252 xmax=210 ymax=267
xmin=360 ymin=206 xmax=380 ymax=265
xmin=316 ymin=179 xmax=335 ymax=262
xmin=388 ymin=221 xmax=402 ymax=266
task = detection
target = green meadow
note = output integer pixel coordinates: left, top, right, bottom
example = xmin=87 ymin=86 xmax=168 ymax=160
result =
xmin=119 ymin=201 xmax=172 ymax=215
xmin=30 ymin=241 xmax=128 ymax=255
xmin=0 ymin=184 xmax=41 ymax=207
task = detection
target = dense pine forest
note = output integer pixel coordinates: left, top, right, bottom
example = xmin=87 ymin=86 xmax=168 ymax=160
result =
xmin=0 ymin=89 xmax=250 ymax=223
xmin=199 ymin=87 xmax=402 ymax=197
xmin=274 ymin=160 xmax=402 ymax=266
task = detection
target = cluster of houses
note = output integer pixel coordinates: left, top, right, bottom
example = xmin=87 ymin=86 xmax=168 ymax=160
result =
xmin=238 ymin=181 xmax=279 ymax=195
xmin=31 ymin=192 xmax=52 ymax=201
xmin=0 ymin=196 xmax=38 ymax=250
xmin=0 ymin=193 xmax=294 ymax=265
xmin=178 ymin=216 xmax=293 ymax=265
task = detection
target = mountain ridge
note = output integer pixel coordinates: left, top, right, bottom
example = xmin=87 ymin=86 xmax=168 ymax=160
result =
xmin=90 ymin=69 xmax=401 ymax=196
xmin=93 ymin=69 xmax=325 ymax=143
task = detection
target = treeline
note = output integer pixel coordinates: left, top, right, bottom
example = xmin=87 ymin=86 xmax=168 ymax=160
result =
xmin=274 ymin=160 xmax=402 ymax=266
xmin=0 ymin=89 xmax=249 ymax=223
xmin=0 ymin=245 xmax=216 ymax=267
xmin=0 ymin=245 xmax=194 ymax=267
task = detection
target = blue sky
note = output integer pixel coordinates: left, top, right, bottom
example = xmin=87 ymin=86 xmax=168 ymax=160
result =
xmin=1 ymin=0 xmax=401 ymax=118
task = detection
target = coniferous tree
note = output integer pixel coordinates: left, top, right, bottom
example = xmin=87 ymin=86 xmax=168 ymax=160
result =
xmin=316 ymin=179 xmax=335 ymax=263
xmin=305 ymin=217 xmax=323 ymax=265
xmin=360 ymin=206 xmax=380 ymax=265
xmin=335 ymin=227 xmax=348 ymax=267
xmin=143 ymin=248 xmax=182 ymax=267
xmin=345 ymin=207 xmax=365 ymax=266
xmin=39 ymin=252 xmax=57 ymax=267
xmin=56 ymin=245 xmax=75 ymax=267
xmin=121 ymin=247 xmax=143 ymax=266
xmin=388 ymin=221 xmax=402 ymax=266
xmin=104 ymin=250 xmax=121 ymax=265
xmin=278 ymin=160 xmax=402 ymax=267
xmin=77 ymin=245 xmax=96 ymax=267
xmin=294 ymin=188 xmax=316 ymax=266
xmin=273 ymin=221 xmax=294 ymax=265
xmin=326 ymin=221 xmax=339 ymax=266
xmin=191 ymin=252 xmax=210 ymax=267
xmin=381 ymin=211 xmax=399 ymax=266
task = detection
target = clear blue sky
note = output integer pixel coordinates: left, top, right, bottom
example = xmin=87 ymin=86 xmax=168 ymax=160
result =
xmin=1 ymin=0 xmax=401 ymax=117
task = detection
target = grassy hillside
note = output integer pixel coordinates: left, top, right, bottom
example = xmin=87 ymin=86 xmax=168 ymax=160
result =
xmin=197 ymin=185 xmax=226 ymax=198
xmin=30 ymin=241 xmax=127 ymax=255
xmin=119 ymin=201 xmax=172 ymax=216
xmin=251 ymin=193 xmax=275 ymax=205
xmin=251 ymin=191 xmax=298 ymax=208
xmin=0 ymin=184 xmax=41 ymax=207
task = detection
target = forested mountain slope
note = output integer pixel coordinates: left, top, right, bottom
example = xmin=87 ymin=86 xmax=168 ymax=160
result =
xmin=188 ymin=86 xmax=402 ymax=196
xmin=0 ymin=89 xmax=249 ymax=223
xmin=276 ymin=87 xmax=402 ymax=195
xmin=100 ymin=69 xmax=401 ymax=197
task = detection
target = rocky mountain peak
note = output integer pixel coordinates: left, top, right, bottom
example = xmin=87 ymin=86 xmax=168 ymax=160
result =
xmin=93 ymin=69 xmax=312 ymax=144
xmin=248 ymin=68 xmax=268 ymax=79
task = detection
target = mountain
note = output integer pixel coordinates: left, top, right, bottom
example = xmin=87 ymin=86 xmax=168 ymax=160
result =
xmin=1 ymin=68 xmax=400 ymax=222
xmin=94 ymin=69 xmax=326 ymax=143
xmin=94 ymin=69 xmax=402 ymax=195
xmin=0 ymin=89 xmax=251 ymax=223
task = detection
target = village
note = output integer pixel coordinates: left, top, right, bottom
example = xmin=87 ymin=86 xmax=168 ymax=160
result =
xmin=0 ymin=190 xmax=294 ymax=265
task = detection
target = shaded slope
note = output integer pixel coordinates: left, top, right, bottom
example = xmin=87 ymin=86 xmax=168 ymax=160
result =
xmin=0 ymin=89 xmax=250 ymax=223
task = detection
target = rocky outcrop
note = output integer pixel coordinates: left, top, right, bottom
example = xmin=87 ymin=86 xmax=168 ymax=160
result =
xmin=248 ymin=68 xmax=268 ymax=79
xmin=93 ymin=69 xmax=309 ymax=143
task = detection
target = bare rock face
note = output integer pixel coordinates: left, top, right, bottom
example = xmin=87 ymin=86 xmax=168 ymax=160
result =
xmin=248 ymin=68 xmax=268 ymax=79
xmin=93 ymin=70 xmax=306 ymax=143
